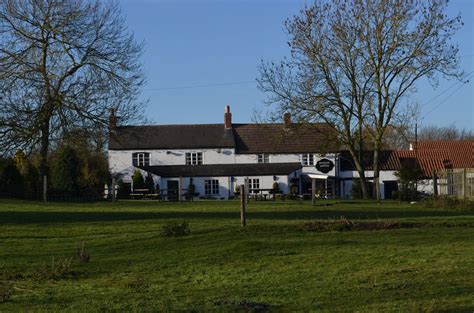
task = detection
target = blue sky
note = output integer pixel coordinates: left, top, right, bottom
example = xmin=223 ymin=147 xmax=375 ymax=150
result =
xmin=120 ymin=0 xmax=473 ymax=129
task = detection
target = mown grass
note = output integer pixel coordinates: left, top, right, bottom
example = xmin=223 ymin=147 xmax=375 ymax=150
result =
xmin=0 ymin=199 xmax=473 ymax=312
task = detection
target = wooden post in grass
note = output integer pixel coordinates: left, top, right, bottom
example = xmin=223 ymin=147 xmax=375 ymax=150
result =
xmin=461 ymin=168 xmax=466 ymax=200
xmin=178 ymin=176 xmax=182 ymax=202
xmin=111 ymin=177 xmax=116 ymax=201
xmin=43 ymin=175 xmax=47 ymax=202
xmin=433 ymin=170 xmax=438 ymax=197
xmin=312 ymin=178 xmax=316 ymax=205
xmin=240 ymin=184 xmax=246 ymax=226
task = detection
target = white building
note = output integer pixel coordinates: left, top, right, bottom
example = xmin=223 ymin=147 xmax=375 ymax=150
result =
xmin=108 ymin=106 xmax=348 ymax=200
xmin=109 ymin=106 xmax=471 ymax=200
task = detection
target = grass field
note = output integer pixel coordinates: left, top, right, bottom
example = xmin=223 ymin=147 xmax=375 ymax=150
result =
xmin=0 ymin=199 xmax=473 ymax=312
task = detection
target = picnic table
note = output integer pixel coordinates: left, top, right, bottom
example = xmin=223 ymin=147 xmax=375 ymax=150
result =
xmin=130 ymin=188 xmax=196 ymax=201
xmin=248 ymin=188 xmax=279 ymax=201
xmin=130 ymin=189 xmax=161 ymax=200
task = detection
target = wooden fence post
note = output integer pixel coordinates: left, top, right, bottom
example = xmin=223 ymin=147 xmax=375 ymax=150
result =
xmin=462 ymin=168 xmax=466 ymax=200
xmin=178 ymin=176 xmax=182 ymax=202
xmin=311 ymin=178 xmax=316 ymax=205
xmin=433 ymin=170 xmax=438 ymax=197
xmin=43 ymin=175 xmax=48 ymax=202
xmin=244 ymin=178 xmax=249 ymax=204
xmin=111 ymin=177 xmax=116 ymax=201
xmin=240 ymin=184 xmax=246 ymax=227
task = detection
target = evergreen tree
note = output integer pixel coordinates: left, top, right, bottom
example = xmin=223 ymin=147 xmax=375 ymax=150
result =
xmin=14 ymin=150 xmax=39 ymax=199
xmin=51 ymin=146 xmax=81 ymax=193
xmin=132 ymin=170 xmax=145 ymax=190
xmin=145 ymin=173 xmax=155 ymax=193
xmin=0 ymin=158 xmax=24 ymax=197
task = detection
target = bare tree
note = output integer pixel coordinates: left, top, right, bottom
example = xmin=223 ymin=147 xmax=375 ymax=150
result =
xmin=258 ymin=0 xmax=462 ymax=199
xmin=418 ymin=124 xmax=474 ymax=141
xmin=0 ymin=0 xmax=146 ymax=200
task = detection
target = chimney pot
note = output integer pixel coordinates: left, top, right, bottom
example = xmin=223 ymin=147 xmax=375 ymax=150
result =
xmin=224 ymin=105 xmax=232 ymax=129
xmin=109 ymin=108 xmax=117 ymax=131
xmin=283 ymin=112 xmax=291 ymax=128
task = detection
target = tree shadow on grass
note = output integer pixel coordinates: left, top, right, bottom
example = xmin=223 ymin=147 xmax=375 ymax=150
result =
xmin=0 ymin=210 xmax=471 ymax=225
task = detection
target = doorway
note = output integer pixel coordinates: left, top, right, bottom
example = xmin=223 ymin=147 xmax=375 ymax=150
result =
xmin=167 ymin=180 xmax=179 ymax=201
xmin=383 ymin=180 xmax=398 ymax=199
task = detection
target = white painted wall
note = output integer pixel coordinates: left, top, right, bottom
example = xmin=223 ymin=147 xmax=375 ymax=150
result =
xmin=158 ymin=174 xmax=293 ymax=199
xmin=339 ymin=170 xmax=399 ymax=199
xmin=339 ymin=170 xmax=436 ymax=199
xmin=110 ymin=149 xmax=337 ymax=180
xmin=109 ymin=148 xmax=236 ymax=176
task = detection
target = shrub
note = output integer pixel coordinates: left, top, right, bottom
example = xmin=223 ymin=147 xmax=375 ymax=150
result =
xmin=77 ymin=242 xmax=91 ymax=263
xmin=420 ymin=196 xmax=474 ymax=211
xmin=35 ymin=256 xmax=76 ymax=280
xmin=50 ymin=146 xmax=81 ymax=194
xmin=0 ymin=157 xmax=24 ymax=198
xmin=271 ymin=182 xmax=281 ymax=194
xmin=144 ymin=173 xmax=155 ymax=193
xmin=161 ymin=221 xmax=190 ymax=237
xmin=275 ymin=194 xmax=287 ymax=200
xmin=132 ymin=170 xmax=145 ymax=190
xmin=301 ymin=218 xmax=424 ymax=232
xmin=395 ymin=164 xmax=424 ymax=201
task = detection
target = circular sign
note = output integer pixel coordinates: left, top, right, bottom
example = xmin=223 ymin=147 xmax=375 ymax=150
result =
xmin=315 ymin=158 xmax=334 ymax=174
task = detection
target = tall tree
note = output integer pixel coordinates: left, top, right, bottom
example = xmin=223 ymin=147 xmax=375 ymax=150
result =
xmin=418 ymin=124 xmax=474 ymax=141
xmin=50 ymin=145 xmax=80 ymax=193
xmin=0 ymin=0 xmax=146 ymax=201
xmin=258 ymin=0 xmax=462 ymax=199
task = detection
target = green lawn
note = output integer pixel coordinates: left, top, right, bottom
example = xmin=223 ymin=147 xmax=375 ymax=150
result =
xmin=0 ymin=199 xmax=473 ymax=312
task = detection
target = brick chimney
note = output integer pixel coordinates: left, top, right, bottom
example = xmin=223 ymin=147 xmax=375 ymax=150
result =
xmin=224 ymin=105 xmax=232 ymax=129
xmin=283 ymin=112 xmax=291 ymax=128
xmin=109 ymin=107 xmax=117 ymax=131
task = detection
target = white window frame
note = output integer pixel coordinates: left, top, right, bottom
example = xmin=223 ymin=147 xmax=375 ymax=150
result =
xmin=249 ymin=178 xmax=260 ymax=193
xmin=257 ymin=154 xmax=269 ymax=163
xmin=204 ymin=179 xmax=219 ymax=195
xmin=185 ymin=152 xmax=203 ymax=165
xmin=132 ymin=152 xmax=150 ymax=166
xmin=302 ymin=154 xmax=314 ymax=166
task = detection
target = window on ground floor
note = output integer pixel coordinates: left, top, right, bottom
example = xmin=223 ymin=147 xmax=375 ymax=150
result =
xmin=249 ymin=178 xmax=260 ymax=193
xmin=204 ymin=179 xmax=219 ymax=195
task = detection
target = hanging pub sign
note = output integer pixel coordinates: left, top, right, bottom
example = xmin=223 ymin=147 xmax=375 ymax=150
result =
xmin=315 ymin=158 xmax=334 ymax=174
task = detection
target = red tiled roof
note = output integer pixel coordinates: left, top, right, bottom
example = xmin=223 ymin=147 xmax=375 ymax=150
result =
xmin=396 ymin=140 xmax=474 ymax=177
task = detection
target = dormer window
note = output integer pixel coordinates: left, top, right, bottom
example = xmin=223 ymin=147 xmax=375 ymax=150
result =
xmin=133 ymin=152 xmax=150 ymax=166
xmin=302 ymin=154 xmax=314 ymax=166
xmin=186 ymin=152 xmax=203 ymax=165
xmin=257 ymin=154 xmax=269 ymax=163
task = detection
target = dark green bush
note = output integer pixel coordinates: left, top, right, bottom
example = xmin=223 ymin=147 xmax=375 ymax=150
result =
xmin=145 ymin=173 xmax=155 ymax=193
xmin=0 ymin=158 xmax=23 ymax=197
xmin=132 ymin=170 xmax=145 ymax=190
xmin=420 ymin=196 xmax=474 ymax=211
